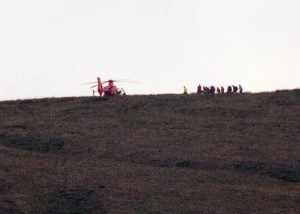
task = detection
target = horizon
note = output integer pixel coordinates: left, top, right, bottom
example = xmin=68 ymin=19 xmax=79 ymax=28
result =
xmin=1 ymin=88 xmax=299 ymax=102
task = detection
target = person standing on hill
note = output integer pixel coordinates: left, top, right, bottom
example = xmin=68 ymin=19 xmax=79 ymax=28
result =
xmin=217 ymin=87 xmax=221 ymax=93
xmin=197 ymin=84 xmax=202 ymax=94
xmin=184 ymin=86 xmax=188 ymax=95
xmin=227 ymin=86 xmax=232 ymax=93
xmin=232 ymin=85 xmax=238 ymax=93
xmin=210 ymin=86 xmax=216 ymax=94
xmin=239 ymin=84 xmax=243 ymax=93
xmin=221 ymin=86 xmax=225 ymax=93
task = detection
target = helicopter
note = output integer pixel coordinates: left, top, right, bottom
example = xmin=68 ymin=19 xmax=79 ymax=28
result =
xmin=82 ymin=77 xmax=136 ymax=97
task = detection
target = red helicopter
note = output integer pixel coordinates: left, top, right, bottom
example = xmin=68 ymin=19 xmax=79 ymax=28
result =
xmin=82 ymin=77 xmax=135 ymax=97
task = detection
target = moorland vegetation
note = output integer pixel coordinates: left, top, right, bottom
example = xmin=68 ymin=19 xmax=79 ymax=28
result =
xmin=0 ymin=90 xmax=299 ymax=213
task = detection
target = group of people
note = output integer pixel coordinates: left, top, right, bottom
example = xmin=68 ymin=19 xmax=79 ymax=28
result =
xmin=183 ymin=84 xmax=243 ymax=95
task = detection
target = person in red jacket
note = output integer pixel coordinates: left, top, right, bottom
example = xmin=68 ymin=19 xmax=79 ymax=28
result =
xmin=217 ymin=87 xmax=221 ymax=93
xmin=221 ymin=86 xmax=225 ymax=93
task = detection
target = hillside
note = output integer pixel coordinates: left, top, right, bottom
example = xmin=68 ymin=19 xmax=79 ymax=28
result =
xmin=0 ymin=90 xmax=299 ymax=213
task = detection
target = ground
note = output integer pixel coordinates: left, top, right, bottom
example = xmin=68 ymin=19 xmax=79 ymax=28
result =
xmin=0 ymin=90 xmax=299 ymax=213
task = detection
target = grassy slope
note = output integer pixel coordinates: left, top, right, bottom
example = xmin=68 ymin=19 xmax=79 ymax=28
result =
xmin=0 ymin=90 xmax=299 ymax=213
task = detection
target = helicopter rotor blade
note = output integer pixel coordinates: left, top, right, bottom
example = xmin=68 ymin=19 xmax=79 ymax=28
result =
xmin=83 ymin=79 xmax=141 ymax=86
xmin=81 ymin=81 xmax=98 ymax=85
xmin=90 ymin=84 xmax=98 ymax=88
xmin=102 ymin=79 xmax=141 ymax=83
xmin=120 ymin=80 xmax=141 ymax=83
xmin=112 ymin=79 xmax=130 ymax=82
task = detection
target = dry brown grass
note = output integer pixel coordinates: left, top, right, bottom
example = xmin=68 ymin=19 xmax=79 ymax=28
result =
xmin=0 ymin=90 xmax=299 ymax=213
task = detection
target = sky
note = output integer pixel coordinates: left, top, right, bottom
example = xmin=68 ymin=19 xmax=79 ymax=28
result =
xmin=0 ymin=0 xmax=299 ymax=100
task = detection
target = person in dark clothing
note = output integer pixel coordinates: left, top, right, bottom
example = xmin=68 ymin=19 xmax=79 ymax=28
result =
xmin=232 ymin=85 xmax=238 ymax=93
xmin=203 ymin=86 xmax=209 ymax=94
xmin=197 ymin=84 xmax=202 ymax=94
xmin=210 ymin=86 xmax=216 ymax=94
xmin=227 ymin=85 xmax=232 ymax=93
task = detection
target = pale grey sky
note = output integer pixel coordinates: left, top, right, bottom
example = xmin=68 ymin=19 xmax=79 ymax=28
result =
xmin=0 ymin=0 xmax=299 ymax=100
